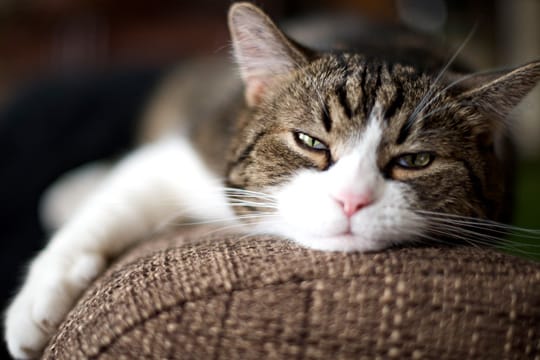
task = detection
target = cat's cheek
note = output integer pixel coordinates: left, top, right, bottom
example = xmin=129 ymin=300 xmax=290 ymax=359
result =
xmin=350 ymin=183 xmax=426 ymax=247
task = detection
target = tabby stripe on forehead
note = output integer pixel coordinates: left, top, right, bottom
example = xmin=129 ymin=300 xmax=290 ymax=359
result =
xmin=396 ymin=77 xmax=415 ymax=144
xmin=363 ymin=64 xmax=382 ymax=119
xmin=384 ymin=81 xmax=404 ymax=121
xmin=396 ymin=69 xmax=420 ymax=143
xmin=321 ymin=101 xmax=332 ymax=132
xmin=336 ymin=53 xmax=351 ymax=77
xmin=362 ymin=64 xmax=382 ymax=118
xmin=334 ymin=53 xmax=353 ymax=119
xmin=374 ymin=64 xmax=382 ymax=95
xmin=360 ymin=65 xmax=369 ymax=117
xmin=336 ymin=84 xmax=352 ymax=119
xmin=397 ymin=114 xmax=414 ymax=144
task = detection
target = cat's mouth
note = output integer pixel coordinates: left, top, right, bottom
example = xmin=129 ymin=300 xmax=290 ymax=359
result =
xmin=294 ymin=228 xmax=386 ymax=252
xmin=334 ymin=229 xmax=354 ymax=240
xmin=340 ymin=223 xmax=353 ymax=235
xmin=330 ymin=230 xmax=359 ymax=241
xmin=330 ymin=233 xmax=357 ymax=244
xmin=311 ymin=234 xmax=382 ymax=252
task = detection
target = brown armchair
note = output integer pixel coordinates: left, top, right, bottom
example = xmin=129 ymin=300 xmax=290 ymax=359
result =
xmin=43 ymin=227 xmax=540 ymax=359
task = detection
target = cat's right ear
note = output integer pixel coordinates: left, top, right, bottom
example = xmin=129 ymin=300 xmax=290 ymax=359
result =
xmin=455 ymin=60 xmax=540 ymax=122
xmin=228 ymin=3 xmax=308 ymax=107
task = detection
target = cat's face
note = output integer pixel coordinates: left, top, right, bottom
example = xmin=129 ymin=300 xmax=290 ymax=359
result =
xmin=225 ymin=3 xmax=540 ymax=251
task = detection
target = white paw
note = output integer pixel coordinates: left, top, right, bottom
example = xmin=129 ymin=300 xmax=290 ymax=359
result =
xmin=5 ymin=251 xmax=105 ymax=359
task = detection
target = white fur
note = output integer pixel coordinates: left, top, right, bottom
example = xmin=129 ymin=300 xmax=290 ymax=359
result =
xmin=40 ymin=162 xmax=111 ymax=232
xmin=261 ymin=103 xmax=425 ymax=251
xmin=5 ymin=136 xmax=233 ymax=359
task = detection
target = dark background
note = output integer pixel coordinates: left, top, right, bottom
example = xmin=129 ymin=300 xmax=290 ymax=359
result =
xmin=0 ymin=0 xmax=539 ymax=357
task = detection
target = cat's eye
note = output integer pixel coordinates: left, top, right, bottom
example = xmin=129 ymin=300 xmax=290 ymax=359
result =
xmin=395 ymin=152 xmax=434 ymax=169
xmin=294 ymin=132 xmax=328 ymax=151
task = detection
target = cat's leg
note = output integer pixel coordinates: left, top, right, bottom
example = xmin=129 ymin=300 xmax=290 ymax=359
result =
xmin=40 ymin=162 xmax=112 ymax=232
xmin=5 ymin=136 xmax=232 ymax=359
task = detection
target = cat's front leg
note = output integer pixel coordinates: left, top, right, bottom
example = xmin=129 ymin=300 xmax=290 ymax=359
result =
xmin=4 ymin=137 xmax=231 ymax=358
xmin=5 ymin=237 xmax=106 ymax=359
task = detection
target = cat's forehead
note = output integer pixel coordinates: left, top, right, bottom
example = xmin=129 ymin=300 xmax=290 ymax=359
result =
xmin=289 ymin=54 xmax=435 ymax=121
xmin=281 ymin=55 xmax=434 ymax=131
xmin=304 ymin=54 xmax=428 ymax=87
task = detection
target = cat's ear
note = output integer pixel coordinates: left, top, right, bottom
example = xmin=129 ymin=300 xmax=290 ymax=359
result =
xmin=456 ymin=60 xmax=540 ymax=121
xmin=228 ymin=3 xmax=308 ymax=106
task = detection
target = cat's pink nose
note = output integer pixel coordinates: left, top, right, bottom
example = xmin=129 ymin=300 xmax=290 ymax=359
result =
xmin=332 ymin=192 xmax=372 ymax=217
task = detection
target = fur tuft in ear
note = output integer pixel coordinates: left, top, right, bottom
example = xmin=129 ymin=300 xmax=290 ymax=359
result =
xmin=458 ymin=60 xmax=540 ymax=121
xmin=228 ymin=2 xmax=308 ymax=106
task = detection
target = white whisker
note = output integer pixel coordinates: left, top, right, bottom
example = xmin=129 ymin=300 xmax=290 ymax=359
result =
xmin=409 ymin=23 xmax=478 ymax=124
xmin=417 ymin=210 xmax=540 ymax=235
xmin=167 ymin=213 xmax=279 ymax=226
xmin=227 ymin=201 xmax=278 ymax=209
xmin=395 ymin=209 xmax=540 ymax=257
xmin=414 ymin=67 xmax=508 ymax=120
xmin=413 ymin=100 xmax=475 ymax=123
xmin=222 ymin=187 xmax=277 ymax=198
xmin=199 ymin=219 xmax=281 ymax=238
xmin=424 ymin=218 xmax=540 ymax=241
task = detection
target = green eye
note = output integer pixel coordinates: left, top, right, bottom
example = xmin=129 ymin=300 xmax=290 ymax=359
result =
xmin=295 ymin=132 xmax=328 ymax=151
xmin=396 ymin=152 xmax=434 ymax=169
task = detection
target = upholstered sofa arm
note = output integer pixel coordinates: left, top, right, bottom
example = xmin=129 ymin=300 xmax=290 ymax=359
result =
xmin=43 ymin=228 xmax=540 ymax=359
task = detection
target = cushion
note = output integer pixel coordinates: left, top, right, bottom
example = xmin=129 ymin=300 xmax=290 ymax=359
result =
xmin=42 ymin=227 xmax=540 ymax=359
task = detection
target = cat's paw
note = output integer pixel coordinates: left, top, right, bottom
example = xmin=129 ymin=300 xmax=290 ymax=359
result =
xmin=5 ymin=250 xmax=106 ymax=359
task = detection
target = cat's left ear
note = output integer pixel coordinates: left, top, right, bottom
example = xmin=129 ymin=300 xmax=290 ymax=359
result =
xmin=456 ymin=60 xmax=540 ymax=121
xmin=228 ymin=3 xmax=309 ymax=107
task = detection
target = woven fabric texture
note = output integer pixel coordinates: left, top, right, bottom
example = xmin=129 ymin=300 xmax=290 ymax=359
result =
xmin=43 ymin=228 xmax=540 ymax=359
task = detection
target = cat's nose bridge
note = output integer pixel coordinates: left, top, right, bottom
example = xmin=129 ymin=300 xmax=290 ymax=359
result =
xmin=335 ymin=142 xmax=381 ymax=181
xmin=327 ymin=148 xmax=383 ymax=209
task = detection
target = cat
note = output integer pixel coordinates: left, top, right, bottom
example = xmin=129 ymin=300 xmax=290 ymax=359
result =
xmin=5 ymin=2 xmax=540 ymax=358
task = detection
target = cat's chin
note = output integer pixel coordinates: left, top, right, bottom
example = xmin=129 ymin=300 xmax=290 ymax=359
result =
xmin=289 ymin=232 xmax=389 ymax=253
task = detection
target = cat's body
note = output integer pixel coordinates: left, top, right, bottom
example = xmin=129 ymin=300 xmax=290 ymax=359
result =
xmin=5 ymin=3 xmax=540 ymax=358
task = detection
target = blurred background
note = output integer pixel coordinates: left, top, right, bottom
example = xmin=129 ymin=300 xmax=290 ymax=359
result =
xmin=0 ymin=0 xmax=539 ymax=356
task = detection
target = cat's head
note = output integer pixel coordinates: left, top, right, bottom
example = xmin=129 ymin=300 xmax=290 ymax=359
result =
xmin=225 ymin=2 xmax=540 ymax=251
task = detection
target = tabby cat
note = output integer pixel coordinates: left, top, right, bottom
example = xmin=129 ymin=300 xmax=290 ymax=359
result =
xmin=5 ymin=2 xmax=540 ymax=358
